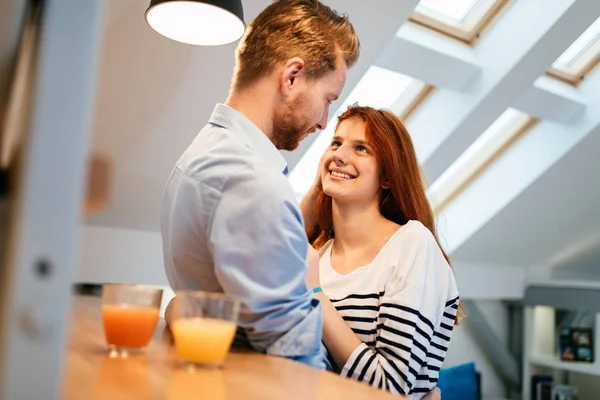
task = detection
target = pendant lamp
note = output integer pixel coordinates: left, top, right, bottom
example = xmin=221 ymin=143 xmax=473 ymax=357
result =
xmin=145 ymin=0 xmax=245 ymax=46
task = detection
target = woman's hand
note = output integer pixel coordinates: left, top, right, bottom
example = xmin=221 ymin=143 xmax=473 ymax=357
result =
xmin=305 ymin=245 xmax=321 ymax=290
xmin=301 ymin=153 xmax=326 ymax=234
xmin=422 ymin=388 xmax=441 ymax=400
xmin=312 ymin=153 xmax=324 ymax=190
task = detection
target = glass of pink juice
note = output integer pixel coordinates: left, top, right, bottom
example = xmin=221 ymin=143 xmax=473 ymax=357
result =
xmin=172 ymin=291 xmax=240 ymax=368
xmin=101 ymin=284 xmax=163 ymax=354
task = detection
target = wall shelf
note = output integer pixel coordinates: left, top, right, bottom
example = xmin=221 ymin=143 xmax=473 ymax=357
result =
xmin=529 ymin=355 xmax=600 ymax=376
xmin=522 ymin=281 xmax=600 ymax=399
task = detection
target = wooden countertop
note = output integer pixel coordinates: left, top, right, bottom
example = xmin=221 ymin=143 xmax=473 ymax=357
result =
xmin=62 ymin=295 xmax=397 ymax=399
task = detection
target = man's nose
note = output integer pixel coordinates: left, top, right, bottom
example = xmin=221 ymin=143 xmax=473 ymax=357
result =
xmin=316 ymin=118 xmax=326 ymax=131
xmin=317 ymin=108 xmax=329 ymax=130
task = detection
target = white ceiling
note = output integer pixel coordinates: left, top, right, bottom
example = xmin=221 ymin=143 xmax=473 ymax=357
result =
xmin=2 ymin=0 xmax=600 ymax=278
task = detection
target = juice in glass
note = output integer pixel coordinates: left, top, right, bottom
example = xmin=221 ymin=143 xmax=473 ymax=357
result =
xmin=102 ymin=305 xmax=160 ymax=348
xmin=173 ymin=317 xmax=237 ymax=365
xmin=101 ymin=284 xmax=163 ymax=353
xmin=173 ymin=291 xmax=240 ymax=368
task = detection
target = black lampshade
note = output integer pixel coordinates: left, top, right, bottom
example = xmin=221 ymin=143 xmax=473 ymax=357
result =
xmin=145 ymin=0 xmax=245 ymax=46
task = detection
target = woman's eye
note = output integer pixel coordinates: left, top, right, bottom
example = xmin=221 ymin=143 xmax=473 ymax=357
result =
xmin=356 ymin=145 xmax=369 ymax=153
xmin=331 ymin=141 xmax=341 ymax=147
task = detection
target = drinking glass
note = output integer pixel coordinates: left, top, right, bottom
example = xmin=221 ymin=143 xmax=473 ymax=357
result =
xmin=101 ymin=284 xmax=163 ymax=354
xmin=172 ymin=291 xmax=240 ymax=368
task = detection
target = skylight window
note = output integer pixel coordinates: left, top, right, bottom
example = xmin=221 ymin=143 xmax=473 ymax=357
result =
xmin=288 ymin=67 xmax=427 ymax=200
xmin=417 ymin=0 xmax=480 ymax=23
xmin=390 ymin=80 xmax=434 ymax=121
xmin=428 ymin=108 xmax=538 ymax=213
xmin=410 ymin=0 xmax=510 ymax=44
xmin=548 ymin=17 xmax=600 ymax=85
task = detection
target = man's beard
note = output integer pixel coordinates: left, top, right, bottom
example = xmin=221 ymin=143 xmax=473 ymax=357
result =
xmin=272 ymin=94 xmax=313 ymax=151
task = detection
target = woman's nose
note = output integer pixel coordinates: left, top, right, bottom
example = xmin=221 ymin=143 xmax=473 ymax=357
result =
xmin=332 ymin=149 xmax=348 ymax=165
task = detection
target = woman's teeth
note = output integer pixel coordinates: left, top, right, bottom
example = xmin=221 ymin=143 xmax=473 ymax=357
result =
xmin=330 ymin=171 xmax=353 ymax=179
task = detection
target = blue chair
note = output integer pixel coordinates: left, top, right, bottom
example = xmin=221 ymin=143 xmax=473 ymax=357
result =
xmin=437 ymin=362 xmax=481 ymax=400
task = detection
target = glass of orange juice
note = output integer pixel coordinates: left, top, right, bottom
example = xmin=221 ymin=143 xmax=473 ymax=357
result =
xmin=172 ymin=291 xmax=240 ymax=368
xmin=101 ymin=284 xmax=163 ymax=354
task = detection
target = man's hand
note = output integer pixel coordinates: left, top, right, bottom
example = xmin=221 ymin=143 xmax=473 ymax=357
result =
xmin=164 ymin=297 xmax=179 ymax=329
xmin=305 ymin=245 xmax=321 ymax=290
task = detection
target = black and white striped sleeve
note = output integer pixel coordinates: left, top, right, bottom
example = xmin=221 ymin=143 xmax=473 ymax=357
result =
xmin=339 ymin=228 xmax=459 ymax=397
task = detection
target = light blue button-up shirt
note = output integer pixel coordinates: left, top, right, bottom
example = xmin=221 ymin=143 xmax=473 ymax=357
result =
xmin=161 ymin=104 xmax=328 ymax=368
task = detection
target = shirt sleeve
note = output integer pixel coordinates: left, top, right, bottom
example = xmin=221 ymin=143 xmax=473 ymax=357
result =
xmin=209 ymin=164 xmax=326 ymax=368
xmin=339 ymin=227 xmax=459 ymax=397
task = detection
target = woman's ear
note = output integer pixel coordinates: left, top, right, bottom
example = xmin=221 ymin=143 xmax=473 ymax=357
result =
xmin=381 ymin=179 xmax=391 ymax=190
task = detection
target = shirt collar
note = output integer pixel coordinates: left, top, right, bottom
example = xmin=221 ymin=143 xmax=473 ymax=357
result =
xmin=208 ymin=104 xmax=288 ymax=174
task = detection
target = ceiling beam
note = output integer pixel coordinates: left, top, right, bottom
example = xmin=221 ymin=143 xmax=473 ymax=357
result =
xmin=514 ymin=76 xmax=586 ymax=124
xmin=375 ymin=23 xmax=481 ymax=91
xmin=405 ymin=0 xmax=600 ymax=183
xmin=376 ymin=23 xmax=587 ymax=125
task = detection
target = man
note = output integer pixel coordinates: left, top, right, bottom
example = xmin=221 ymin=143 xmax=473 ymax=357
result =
xmin=162 ymin=0 xmax=357 ymax=369
xmin=161 ymin=1 xmax=440 ymax=398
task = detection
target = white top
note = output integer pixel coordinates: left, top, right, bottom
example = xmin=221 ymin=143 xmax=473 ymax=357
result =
xmin=320 ymin=220 xmax=460 ymax=398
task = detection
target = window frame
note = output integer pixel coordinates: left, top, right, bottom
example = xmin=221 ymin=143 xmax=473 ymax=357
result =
xmin=409 ymin=0 xmax=510 ymax=45
xmin=547 ymin=36 xmax=600 ymax=86
xmin=391 ymin=81 xmax=435 ymax=122
xmin=429 ymin=111 xmax=538 ymax=214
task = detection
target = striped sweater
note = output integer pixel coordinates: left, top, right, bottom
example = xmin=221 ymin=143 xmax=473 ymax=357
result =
xmin=319 ymin=220 xmax=459 ymax=398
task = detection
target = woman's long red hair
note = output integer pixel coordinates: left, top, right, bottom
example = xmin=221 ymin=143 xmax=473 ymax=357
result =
xmin=308 ymin=105 xmax=463 ymax=321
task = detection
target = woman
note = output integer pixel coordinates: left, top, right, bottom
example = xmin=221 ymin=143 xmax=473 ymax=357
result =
xmin=302 ymin=105 xmax=460 ymax=398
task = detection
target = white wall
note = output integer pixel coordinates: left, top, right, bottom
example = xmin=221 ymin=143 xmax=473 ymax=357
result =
xmin=443 ymin=301 xmax=509 ymax=399
xmin=77 ymin=224 xmax=167 ymax=285
xmin=452 ymin=261 xmax=527 ymax=300
xmin=76 ymin=224 xmax=174 ymax=314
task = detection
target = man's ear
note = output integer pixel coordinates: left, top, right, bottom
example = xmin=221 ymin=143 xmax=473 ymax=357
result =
xmin=280 ymin=57 xmax=305 ymax=96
